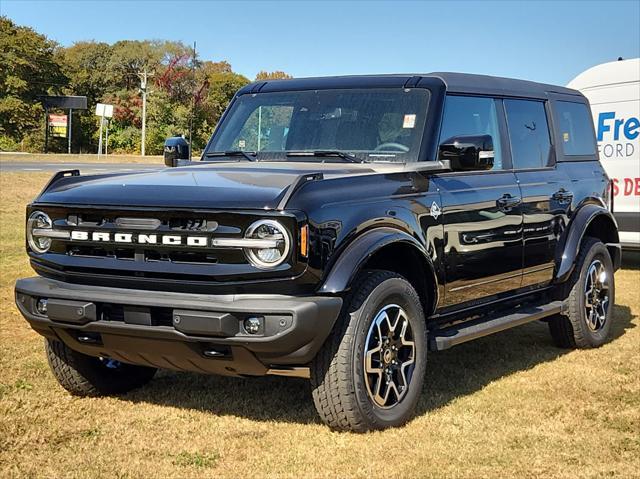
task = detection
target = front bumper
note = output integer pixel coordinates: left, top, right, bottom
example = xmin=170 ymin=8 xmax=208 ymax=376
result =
xmin=15 ymin=277 xmax=342 ymax=377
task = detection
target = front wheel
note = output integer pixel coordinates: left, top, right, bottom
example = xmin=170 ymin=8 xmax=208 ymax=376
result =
xmin=45 ymin=339 xmax=157 ymax=396
xmin=310 ymin=270 xmax=427 ymax=432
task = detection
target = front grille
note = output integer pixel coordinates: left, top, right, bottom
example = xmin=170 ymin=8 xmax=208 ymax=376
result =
xmin=66 ymin=245 xmax=226 ymax=264
xmin=67 ymin=246 xmax=136 ymax=260
xmin=51 ymin=209 xmax=254 ymax=266
xmin=169 ymin=218 xmax=218 ymax=231
xmin=29 ymin=206 xmax=303 ymax=289
xmin=145 ymin=249 xmax=222 ymax=264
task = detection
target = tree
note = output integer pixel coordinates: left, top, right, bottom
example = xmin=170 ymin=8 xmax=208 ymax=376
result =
xmin=255 ymin=70 xmax=293 ymax=80
xmin=0 ymin=16 xmax=66 ymax=149
xmin=56 ymin=41 xmax=112 ymax=102
xmin=198 ymin=71 xmax=250 ymax=146
xmin=1 ymin=18 xmax=263 ymax=154
xmin=201 ymin=60 xmax=232 ymax=75
xmin=55 ymin=41 xmax=114 ymax=152
xmin=108 ymin=40 xmax=163 ymax=90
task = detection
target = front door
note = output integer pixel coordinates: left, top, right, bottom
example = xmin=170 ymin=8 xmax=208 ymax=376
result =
xmin=433 ymin=95 xmax=523 ymax=308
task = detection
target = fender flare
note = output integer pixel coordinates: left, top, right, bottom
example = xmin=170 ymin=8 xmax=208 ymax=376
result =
xmin=318 ymin=227 xmax=439 ymax=310
xmin=555 ymin=204 xmax=620 ymax=282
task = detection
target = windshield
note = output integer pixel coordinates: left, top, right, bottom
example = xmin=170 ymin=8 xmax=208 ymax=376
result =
xmin=205 ymin=88 xmax=430 ymax=163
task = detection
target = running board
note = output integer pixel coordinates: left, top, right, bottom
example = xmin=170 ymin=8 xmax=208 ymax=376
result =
xmin=429 ymin=301 xmax=564 ymax=351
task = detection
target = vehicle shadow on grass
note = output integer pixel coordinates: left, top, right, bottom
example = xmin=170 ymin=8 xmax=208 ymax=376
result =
xmin=418 ymin=303 xmax=635 ymax=415
xmin=122 ymin=303 xmax=636 ymax=426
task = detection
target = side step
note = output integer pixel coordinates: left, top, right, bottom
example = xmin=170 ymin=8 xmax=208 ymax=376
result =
xmin=429 ymin=301 xmax=563 ymax=351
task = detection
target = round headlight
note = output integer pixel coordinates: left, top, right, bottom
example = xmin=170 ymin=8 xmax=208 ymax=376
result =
xmin=244 ymin=220 xmax=290 ymax=269
xmin=27 ymin=211 xmax=53 ymax=253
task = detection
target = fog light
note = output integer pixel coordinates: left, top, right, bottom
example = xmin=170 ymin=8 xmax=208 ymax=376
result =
xmin=244 ymin=317 xmax=262 ymax=334
xmin=36 ymin=298 xmax=48 ymax=315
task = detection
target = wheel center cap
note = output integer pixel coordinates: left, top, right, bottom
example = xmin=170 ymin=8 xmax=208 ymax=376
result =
xmin=383 ymin=348 xmax=393 ymax=364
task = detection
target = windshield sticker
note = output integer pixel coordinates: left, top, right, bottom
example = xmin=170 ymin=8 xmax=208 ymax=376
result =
xmin=238 ymin=139 xmax=246 ymax=149
xmin=403 ymin=114 xmax=416 ymax=129
xmin=563 ymin=132 xmax=570 ymax=142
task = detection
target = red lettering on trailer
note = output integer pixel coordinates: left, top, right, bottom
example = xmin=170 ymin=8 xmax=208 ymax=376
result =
xmin=621 ymin=178 xmax=640 ymax=196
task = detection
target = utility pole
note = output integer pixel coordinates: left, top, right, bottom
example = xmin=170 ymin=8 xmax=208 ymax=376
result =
xmin=138 ymin=70 xmax=153 ymax=156
xmin=67 ymin=108 xmax=73 ymax=154
xmin=97 ymin=116 xmax=104 ymax=158
xmin=44 ymin=106 xmax=49 ymax=153
xmin=188 ymin=41 xmax=197 ymax=160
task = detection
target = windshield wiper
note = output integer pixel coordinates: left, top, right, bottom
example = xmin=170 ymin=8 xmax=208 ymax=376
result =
xmin=205 ymin=150 xmax=257 ymax=161
xmin=286 ymin=150 xmax=362 ymax=163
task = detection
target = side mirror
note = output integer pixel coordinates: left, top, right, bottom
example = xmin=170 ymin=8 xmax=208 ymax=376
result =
xmin=163 ymin=136 xmax=190 ymax=167
xmin=438 ymin=134 xmax=494 ymax=171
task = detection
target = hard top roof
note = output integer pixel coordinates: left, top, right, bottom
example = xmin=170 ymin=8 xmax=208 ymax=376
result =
xmin=238 ymin=72 xmax=582 ymax=99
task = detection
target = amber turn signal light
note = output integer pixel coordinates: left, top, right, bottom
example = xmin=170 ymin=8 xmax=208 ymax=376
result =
xmin=300 ymin=224 xmax=309 ymax=257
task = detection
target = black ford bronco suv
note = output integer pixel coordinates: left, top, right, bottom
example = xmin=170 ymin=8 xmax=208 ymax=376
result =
xmin=15 ymin=73 xmax=621 ymax=432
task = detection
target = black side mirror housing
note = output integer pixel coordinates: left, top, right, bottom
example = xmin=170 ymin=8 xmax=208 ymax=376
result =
xmin=163 ymin=136 xmax=190 ymax=167
xmin=438 ymin=134 xmax=494 ymax=171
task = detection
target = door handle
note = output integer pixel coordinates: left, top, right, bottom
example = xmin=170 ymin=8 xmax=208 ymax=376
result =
xmin=552 ymin=189 xmax=574 ymax=204
xmin=497 ymin=194 xmax=521 ymax=212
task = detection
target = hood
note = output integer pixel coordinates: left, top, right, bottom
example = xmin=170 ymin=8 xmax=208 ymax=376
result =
xmin=35 ymin=162 xmax=375 ymax=210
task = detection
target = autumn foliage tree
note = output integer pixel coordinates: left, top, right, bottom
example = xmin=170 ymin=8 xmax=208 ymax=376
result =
xmin=0 ymin=17 xmax=66 ymax=150
xmin=0 ymin=16 xmax=293 ymax=155
xmin=255 ymin=70 xmax=293 ymax=80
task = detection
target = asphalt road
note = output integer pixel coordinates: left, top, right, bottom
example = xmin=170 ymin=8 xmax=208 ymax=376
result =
xmin=1 ymin=162 xmax=164 ymax=173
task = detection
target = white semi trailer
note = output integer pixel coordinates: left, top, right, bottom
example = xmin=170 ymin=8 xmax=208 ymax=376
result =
xmin=568 ymin=58 xmax=640 ymax=250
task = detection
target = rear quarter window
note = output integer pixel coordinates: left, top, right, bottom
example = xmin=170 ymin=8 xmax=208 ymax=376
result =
xmin=554 ymin=101 xmax=596 ymax=156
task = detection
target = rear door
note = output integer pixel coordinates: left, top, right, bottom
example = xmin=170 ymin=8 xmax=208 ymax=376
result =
xmin=504 ymin=98 xmax=571 ymax=288
xmin=433 ymin=95 xmax=523 ymax=308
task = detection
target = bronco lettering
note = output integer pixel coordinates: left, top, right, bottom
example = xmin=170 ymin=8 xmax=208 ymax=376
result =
xmin=68 ymin=231 xmax=209 ymax=246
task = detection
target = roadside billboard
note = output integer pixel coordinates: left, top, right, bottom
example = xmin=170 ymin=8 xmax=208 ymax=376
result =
xmin=48 ymin=114 xmax=68 ymax=138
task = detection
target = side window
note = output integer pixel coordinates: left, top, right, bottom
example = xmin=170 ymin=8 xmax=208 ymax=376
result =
xmin=439 ymin=96 xmax=503 ymax=170
xmin=554 ymin=101 xmax=596 ymax=156
xmin=504 ymin=99 xmax=552 ymax=169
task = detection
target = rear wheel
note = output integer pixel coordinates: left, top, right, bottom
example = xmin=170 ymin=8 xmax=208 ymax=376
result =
xmin=310 ymin=270 xmax=427 ymax=432
xmin=548 ymin=237 xmax=615 ymax=348
xmin=45 ymin=339 xmax=156 ymax=396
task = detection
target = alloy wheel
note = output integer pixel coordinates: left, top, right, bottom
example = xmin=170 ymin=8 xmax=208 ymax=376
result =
xmin=363 ymin=304 xmax=416 ymax=408
xmin=584 ymin=259 xmax=610 ymax=332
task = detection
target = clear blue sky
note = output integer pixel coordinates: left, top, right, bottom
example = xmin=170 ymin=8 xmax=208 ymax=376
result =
xmin=2 ymin=0 xmax=639 ymax=85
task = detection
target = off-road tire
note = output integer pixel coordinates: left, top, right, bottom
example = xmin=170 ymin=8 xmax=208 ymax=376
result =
xmin=310 ymin=270 xmax=427 ymax=432
xmin=45 ymin=338 xmax=157 ymax=396
xmin=548 ymin=237 xmax=615 ymax=348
